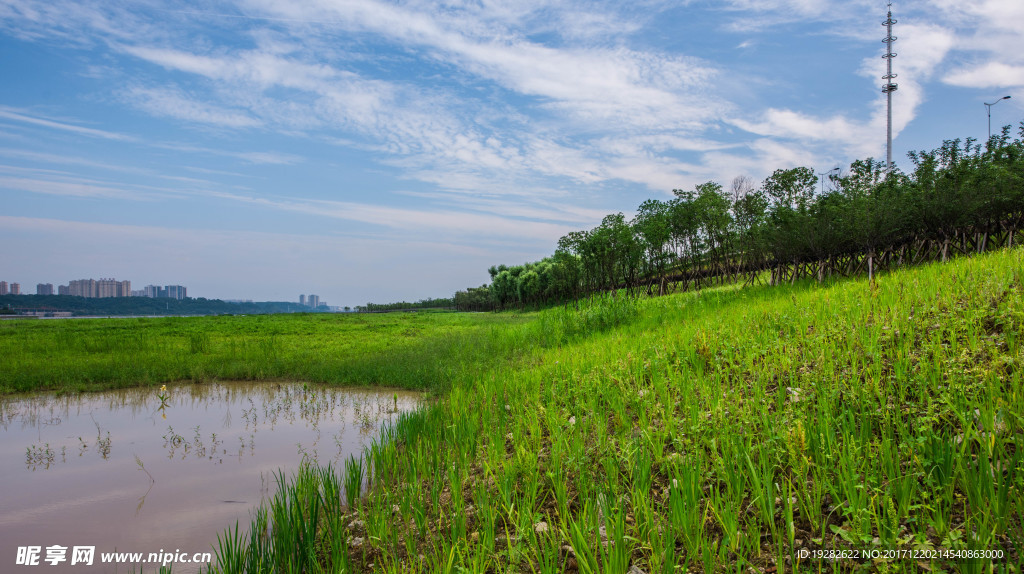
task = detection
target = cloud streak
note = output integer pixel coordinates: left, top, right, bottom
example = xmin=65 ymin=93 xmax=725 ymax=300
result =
xmin=207 ymin=190 xmax=574 ymax=243
xmin=0 ymin=106 xmax=133 ymax=141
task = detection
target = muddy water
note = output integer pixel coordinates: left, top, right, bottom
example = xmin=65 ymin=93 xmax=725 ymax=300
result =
xmin=0 ymin=382 xmax=421 ymax=573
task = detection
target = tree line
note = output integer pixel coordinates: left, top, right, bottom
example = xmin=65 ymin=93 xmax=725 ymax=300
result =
xmin=0 ymin=295 xmax=304 ymax=316
xmin=455 ymin=124 xmax=1024 ymax=311
xmin=358 ymin=298 xmax=455 ymax=312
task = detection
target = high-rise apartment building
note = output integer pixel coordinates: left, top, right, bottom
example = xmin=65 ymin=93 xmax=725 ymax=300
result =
xmin=308 ymin=294 xmax=320 ymax=308
xmin=142 ymin=285 xmax=186 ymax=299
xmin=299 ymin=294 xmax=306 ymax=306
xmin=103 ymin=281 xmax=114 ymax=297
xmin=97 ymin=278 xmax=117 ymax=298
xmin=10 ymin=283 xmax=21 ymax=295
xmin=0 ymin=281 xmax=7 ymax=295
xmin=165 ymin=285 xmax=186 ymax=300
xmin=36 ymin=283 xmax=54 ymax=295
xmin=58 ymin=285 xmax=70 ymax=296
xmin=96 ymin=278 xmax=130 ymax=298
xmin=66 ymin=278 xmax=130 ymax=298
xmin=68 ymin=279 xmax=97 ymax=298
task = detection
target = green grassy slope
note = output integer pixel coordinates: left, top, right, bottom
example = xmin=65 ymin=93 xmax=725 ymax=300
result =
xmin=212 ymin=248 xmax=1023 ymax=573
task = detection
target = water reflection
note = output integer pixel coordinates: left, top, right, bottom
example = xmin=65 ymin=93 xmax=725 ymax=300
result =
xmin=0 ymin=382 xmax=420 ymax=573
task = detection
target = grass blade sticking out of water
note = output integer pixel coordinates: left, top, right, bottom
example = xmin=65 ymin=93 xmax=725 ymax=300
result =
xmin=210 ymin=522 xmax=246 ymax=574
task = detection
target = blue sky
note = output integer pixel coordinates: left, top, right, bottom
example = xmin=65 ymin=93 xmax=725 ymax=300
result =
xmin=0 ymin=0 xmax=1021 ymax=306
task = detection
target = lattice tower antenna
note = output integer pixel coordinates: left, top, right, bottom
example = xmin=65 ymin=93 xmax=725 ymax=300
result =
xmin=882 ymin=2 xmax=898 ymax=171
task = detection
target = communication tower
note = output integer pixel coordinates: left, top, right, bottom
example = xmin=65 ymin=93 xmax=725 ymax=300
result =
xmin=882 ymin=2 xmax=898 ymax=171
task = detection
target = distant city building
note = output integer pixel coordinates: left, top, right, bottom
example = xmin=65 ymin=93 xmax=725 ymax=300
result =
xmin=15 ymin=279 xmax=184 ymax=299
xmin=142 ymin=285 xmax=186 ymax=299
xmin=96 ymin=278 xmax=130 ymax=298
xmin=0 ymin=281 xmax=7 ymax=295
xmin=68 ymin=279 xmax=98 ymax=298
xmin=165 ymin=285 xmax=186 ymax=300
xmin=97 ymin=278 xmax=116 ymax=298
xmin=66 ymin=278 xmax=130 ymax=298
xmin=297 ymin=294 xmax=324 ymax=308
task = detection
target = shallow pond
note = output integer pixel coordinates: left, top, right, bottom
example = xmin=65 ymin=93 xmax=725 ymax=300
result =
xmin=0 ymin=382 xmax=421 ymax=573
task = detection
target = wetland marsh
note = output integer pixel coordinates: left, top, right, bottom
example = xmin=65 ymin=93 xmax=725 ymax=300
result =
xmin=1 ymin=382 xmax=420 ymax=573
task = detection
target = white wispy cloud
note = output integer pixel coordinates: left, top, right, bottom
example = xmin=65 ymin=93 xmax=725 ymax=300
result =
xmin=0 ymin=175 xmax=137 ymax=199
xmin=0 ymin=105 xmax=299 ymax=165
xmin=143 ymin=142 xmax=301 ymax=165
xmin=243 ymin=0 xmax=721 ymax=130
xmin=937 ymin=1 xmax=1024 ymax=90
xmin=0 ymin=147 xmax=149 ymax=174
xmin=124 ymin=86 xmax=263 ymax=128
xmin=0 ymin=106 xmax=134 ymax=141
xmin=120 ymin=42 xmax=533 ymax=180
xmin=945 ymin=63 xmax=1024 ymax=89
xmin=396 ymin=190 xmax=613 ymax=224
xmin=0 ymin=0 xmax=158 ymax=45
xmin=730 ymin=110 xmax=870 ymax=144
xmin=120 ymin=33 xmax=710 ymax=202
xmin=0 ymin=168 xmax=163 ymax=200
xmin=207 ymin=189 xmax=574 ymax=243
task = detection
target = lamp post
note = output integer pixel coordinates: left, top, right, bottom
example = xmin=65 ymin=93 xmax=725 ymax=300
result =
xmin=985 ymin=95 xmax=1011 ymax=140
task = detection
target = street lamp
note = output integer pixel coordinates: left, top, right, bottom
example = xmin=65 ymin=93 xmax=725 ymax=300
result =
xmin=985 ymin=95 xmax=1011 ymax=140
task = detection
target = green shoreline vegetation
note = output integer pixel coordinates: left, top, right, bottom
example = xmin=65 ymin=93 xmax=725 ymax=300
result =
xmin=3 ymin=248 xmax=1022 ymax=573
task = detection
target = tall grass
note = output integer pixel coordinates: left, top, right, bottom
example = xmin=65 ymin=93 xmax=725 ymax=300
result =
xmin=207 ymin=463 xmax=350 ymax=574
